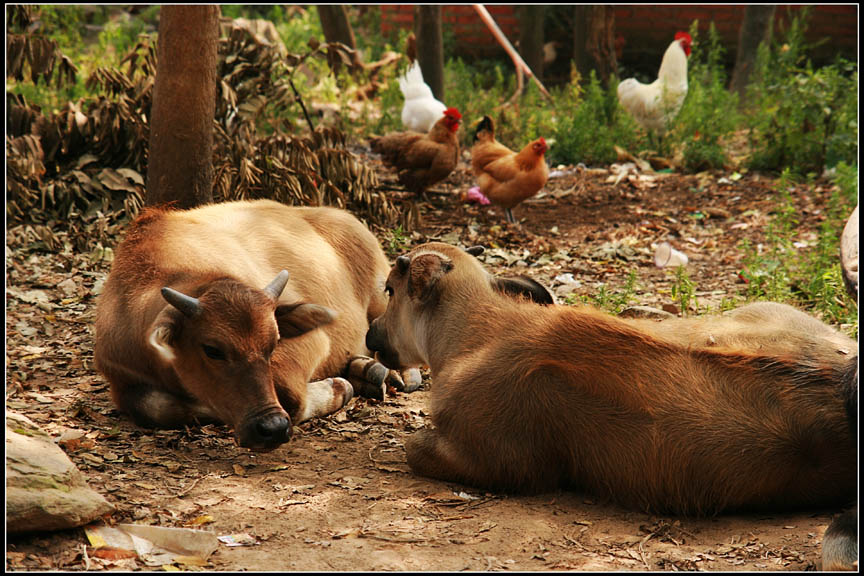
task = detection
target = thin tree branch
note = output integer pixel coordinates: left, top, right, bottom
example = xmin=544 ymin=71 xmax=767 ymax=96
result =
xmin=289 ymin=78 xmax=316 ymax=133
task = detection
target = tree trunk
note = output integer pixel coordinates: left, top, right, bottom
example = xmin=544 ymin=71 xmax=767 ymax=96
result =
xmin=573 ymin=5 xmax=617 ymax=87
xmin=730 ymin=5 xmax=776 ymax=105
xmin=146 ymin=5 xmax=219 ymax=208
xmin=414 ymin=5 xmax=445 ymax=101
xmin=518 ymin=6 xmax=545 ymax=83
xmin=318 ymin=5 xmax=357 ymax=50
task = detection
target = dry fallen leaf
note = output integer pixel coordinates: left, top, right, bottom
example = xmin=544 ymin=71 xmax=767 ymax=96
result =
xmin=90 ymin=548 xmax=138 ymax=560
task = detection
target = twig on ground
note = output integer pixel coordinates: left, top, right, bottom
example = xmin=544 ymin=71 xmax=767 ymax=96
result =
xmin=177 ymin=474 xmax=209 ymax=498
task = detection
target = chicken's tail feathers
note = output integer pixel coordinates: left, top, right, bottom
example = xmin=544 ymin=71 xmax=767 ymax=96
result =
xmin=398 ymin=60 xmax=425 ymax=93
xmin=473 ymin=115 xmax=495 ymax=143
xmin=616 ymin=78 xmax=635 ymax=97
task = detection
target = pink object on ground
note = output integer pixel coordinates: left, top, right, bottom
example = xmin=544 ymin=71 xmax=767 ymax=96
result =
xmin=467 ymin=186 xmax=491 ymax=205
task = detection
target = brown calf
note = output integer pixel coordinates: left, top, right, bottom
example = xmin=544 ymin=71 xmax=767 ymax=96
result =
xmin=95 ymin=199 xmax=401 ymax=451
xmin=366 ymin=242 xmax=856 ymax=522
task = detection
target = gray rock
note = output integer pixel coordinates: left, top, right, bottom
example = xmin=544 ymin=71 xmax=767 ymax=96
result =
xmin=6 ymin=411 xmax=114 ymax=533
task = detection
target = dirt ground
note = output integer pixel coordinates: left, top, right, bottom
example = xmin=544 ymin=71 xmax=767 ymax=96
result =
xmin=5 ymin=157 xmax=856 ymax=572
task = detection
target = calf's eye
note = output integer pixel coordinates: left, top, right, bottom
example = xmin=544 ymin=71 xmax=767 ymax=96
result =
xmin=385 ymin=286 xmax=394 ymax=297
xmin=203 ymin=345 xmax=225 ymax=360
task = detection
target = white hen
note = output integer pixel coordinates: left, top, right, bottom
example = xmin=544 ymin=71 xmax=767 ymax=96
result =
xmin=617 ymin=32 xmax=692 ymax=136
xmin=399 ymin=60 xmax=447 ymax=133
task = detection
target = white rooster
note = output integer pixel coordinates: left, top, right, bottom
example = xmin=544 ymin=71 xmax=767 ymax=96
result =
xmin=399 ymin=60 xmax=447 ymax=133
xmin=617 ymin=31 xmax=692 ymax=142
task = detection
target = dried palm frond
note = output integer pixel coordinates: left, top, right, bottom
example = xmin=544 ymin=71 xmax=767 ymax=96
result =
xmin=6 ymin=4 xmax=78 ymax=89
xmin=212 ymin=23 xmax=396 ymax=226
xmin=8 ymin=15 xmax=396 ymax=253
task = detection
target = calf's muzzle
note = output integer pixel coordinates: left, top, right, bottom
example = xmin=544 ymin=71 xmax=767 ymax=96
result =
xmin=238 ymin=410 xmax=292 ymax=451
xmin=365 ymin=319 xmax=401 ymax=369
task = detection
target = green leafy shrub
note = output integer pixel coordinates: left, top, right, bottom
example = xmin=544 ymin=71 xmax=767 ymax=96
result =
xmin=443 ymin=58 xmax=512 ymax=145
xmin=746 ymin=8 xmax=858 ymax=174
xmin=270 ymin=5 xmax=325 ymax=55
xmin=671 ymin=21 xmax=739 ymax=171
xmin=551 ymin=69 xmax=638 ymax=166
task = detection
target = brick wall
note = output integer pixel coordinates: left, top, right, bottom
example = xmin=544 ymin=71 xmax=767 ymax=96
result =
xmin=615 ymin=5 xmax=857 ymax=68
xmin=379 ymin=5 xmax=857 ymax=69
xmin=380 ymin=5 xmax=518 ymax=57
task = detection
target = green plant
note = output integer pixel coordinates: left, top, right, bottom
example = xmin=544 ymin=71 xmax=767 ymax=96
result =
xmin=670 ymin=21 xmax=739 ymax=171
xmin=670 ymin=266 xmax=699 ymax=315
xmin=443 ymin=58 xmax=511 ymax=146
xmin=384 ymin=225 xmax=410 ymax=257
xmin=552 ymin=69 xmax=639 ymax=166
xmin=370 ymin=76 xmax=404 ymax=134
xmin=717 ymin=296 xmax=740 ymax=314
xmin=746 ymin=8 xmax=858 ymax=174
xmin=738 ymin=166 xmax=858 ymax=334
xmin=565 ymin=270 xmax=639 ymax=315
xmin=739 ymin=169 xmax=797 ymax=301
xmin=272 ymin=5 xmax=326 ymax=55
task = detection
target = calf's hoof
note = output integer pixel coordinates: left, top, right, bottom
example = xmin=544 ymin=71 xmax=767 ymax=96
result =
xmin=346 ymin=356 xmax=387 ymax=401
xmin=331 ymin=377 xmax=354 ymax=408
xmin=389 ymin=368 xmax=423 ymax=393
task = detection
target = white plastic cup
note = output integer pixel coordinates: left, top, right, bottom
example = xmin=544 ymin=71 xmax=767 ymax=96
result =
xmin=655 ymin=242 xmax=689 ymax=268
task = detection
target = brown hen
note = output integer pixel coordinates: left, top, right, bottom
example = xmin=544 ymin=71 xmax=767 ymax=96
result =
xmin=370 ymin=107 xmax=461 ymax=194
xmin=469 ymin=115 xmax=548 ymax=223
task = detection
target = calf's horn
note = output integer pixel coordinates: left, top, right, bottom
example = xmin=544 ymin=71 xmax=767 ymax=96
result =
xmin=264 ymin=270 xmax=291 ymax=301
xmin=396 ymin=255 xmax=411 ymax=274
xmin=161 ymin=287 xmax=201 ymax=317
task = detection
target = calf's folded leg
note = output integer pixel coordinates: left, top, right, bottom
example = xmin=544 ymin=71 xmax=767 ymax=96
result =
xmin=405 ymin=428 xmax=482 ymax=488
xmin=294 ymin=378 xmax=354 ymax=424
xmin=346 ymin=356 xmax=424 ymax=400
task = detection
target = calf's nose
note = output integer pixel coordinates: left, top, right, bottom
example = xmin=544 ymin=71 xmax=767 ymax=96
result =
xmin=366 ymin=321 xmax=383 ymax=352
xmin=254 ymin=413 xmax=291 ymax=444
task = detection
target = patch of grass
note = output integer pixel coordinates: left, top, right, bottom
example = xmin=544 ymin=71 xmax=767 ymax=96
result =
xmin=739 ymin=169 xmax=797 ymax=302
xmin=739 ymin=165 xmax=858 ymax=335
xmin=716 ymin=296 xmax=741 ymax=314
xmin=565 ymin=270 xmax=639 ymax=315
xmin=670 ymin=265 xmax=699 ymax=316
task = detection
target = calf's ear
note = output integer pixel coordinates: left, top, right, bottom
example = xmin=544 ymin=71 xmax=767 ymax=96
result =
xmin=276 ymin=303 xmax=339 ymax=338
xmin=407 ymin=253 xmax=453 ymax=302
xmin=493 ymin=275 xmax=555 ymax=305
xmin=148 ymin=306 xmax=183 ymax=363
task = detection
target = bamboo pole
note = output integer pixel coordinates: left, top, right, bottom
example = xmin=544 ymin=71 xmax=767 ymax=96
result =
xmin=473 ymin=4 xmax=552 ymax=101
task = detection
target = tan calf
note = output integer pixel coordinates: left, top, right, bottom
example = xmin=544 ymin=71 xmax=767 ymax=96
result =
xmin=95 ymin=199 xmax=413 ymax=451
xmin=366 ymin=242 xmax=856 ymax=524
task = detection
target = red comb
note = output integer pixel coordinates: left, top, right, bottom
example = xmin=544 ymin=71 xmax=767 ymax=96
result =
xmin=444 ymin=107 xmax=462 ymax=120
xmin=675 ymin=31 xmax=692 ymax=43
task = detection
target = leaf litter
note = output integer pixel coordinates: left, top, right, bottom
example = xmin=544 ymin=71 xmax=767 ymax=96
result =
xmin=6 ymin=159 xmax=847 ymax=571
